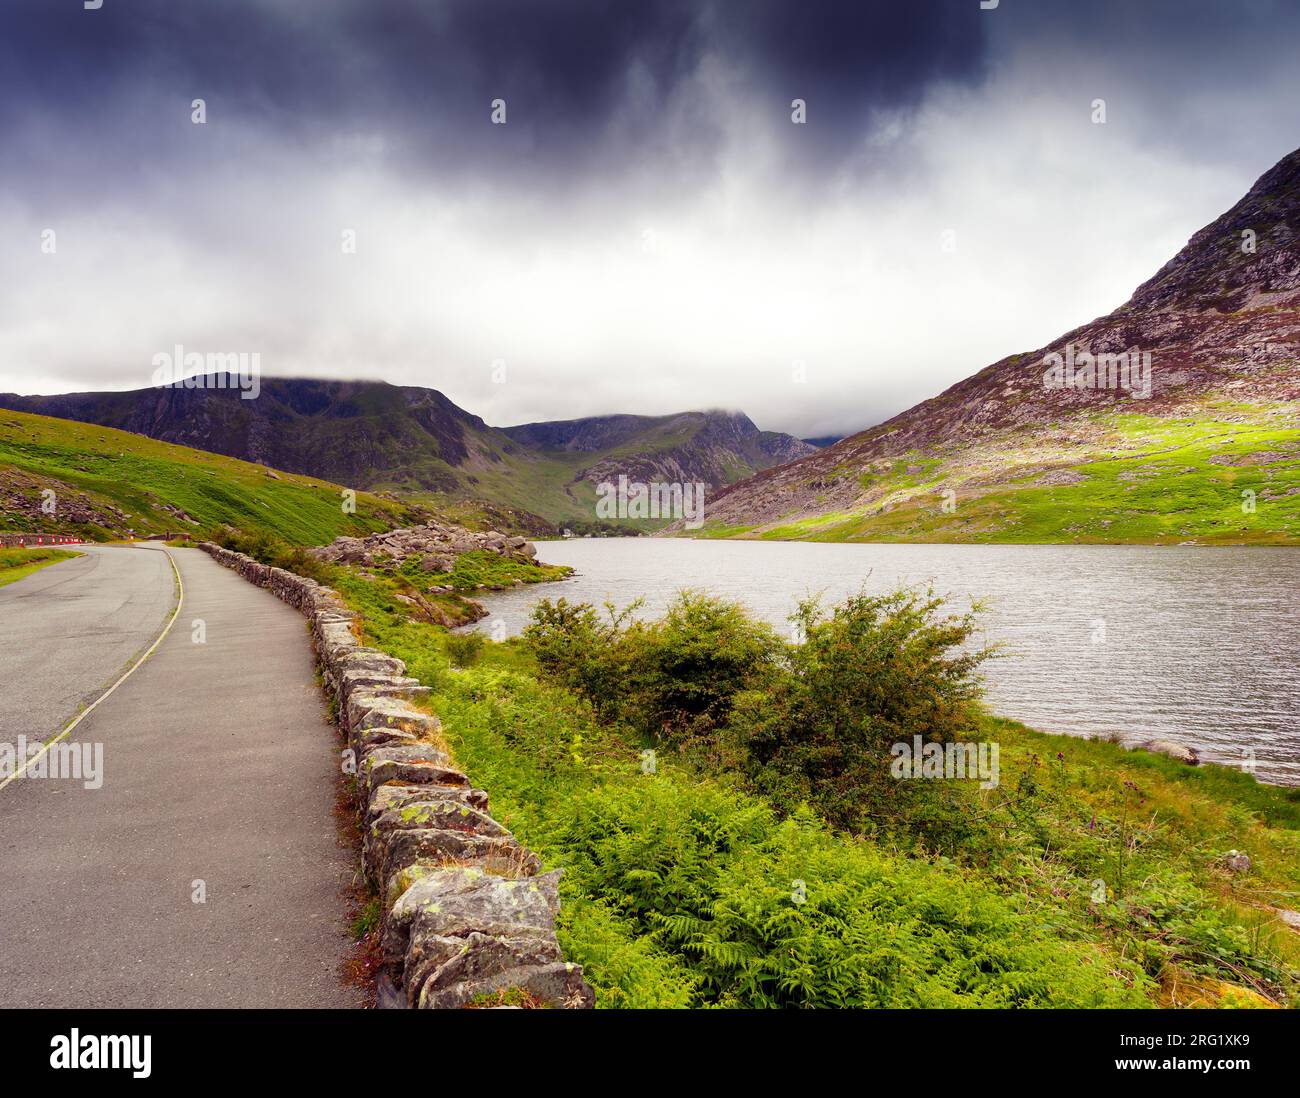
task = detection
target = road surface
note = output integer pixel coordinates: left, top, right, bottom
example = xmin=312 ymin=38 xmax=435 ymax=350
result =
xmin=0 ymin=545 xmax=361 ymax=1007
xmin=0 ymin=545 xmax=175 ymax=740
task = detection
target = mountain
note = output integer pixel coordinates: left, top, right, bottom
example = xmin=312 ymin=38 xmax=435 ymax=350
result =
xmin=690 ymin=148 xmax=1300 ymax=544
xmin=503 ymin=409 xmax=816 ymax=492
xmin=0 ymin=408 xmax=410 ymax=542
xmin=0 ymin=379 xmax=503 ymax=494
xmin=0 ymin=380 xmax=814 ymax=527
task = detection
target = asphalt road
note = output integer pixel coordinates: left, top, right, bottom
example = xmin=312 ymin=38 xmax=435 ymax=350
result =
xmin=0 ymin=545 xmax=175 ymax=740
xmin=0 ymin=545 xmax=362 ymax=1007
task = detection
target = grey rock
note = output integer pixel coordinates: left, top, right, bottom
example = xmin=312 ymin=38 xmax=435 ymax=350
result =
xmin=1139 ymin=739 xmax=1200 ymax=766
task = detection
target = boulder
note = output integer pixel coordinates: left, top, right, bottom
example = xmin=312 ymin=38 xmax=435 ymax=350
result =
xmin=1139 ymin=739 xmax=1199 ymax=766
xmin=422 ymin=960 xmax=595 ymax=1010
xmin=381 ymin=870 xmax=591 ymax=1009
xmin=377 ymin=828 xmax=539 ymax=890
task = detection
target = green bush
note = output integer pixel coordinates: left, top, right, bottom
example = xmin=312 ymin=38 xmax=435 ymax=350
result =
xmin=631 ymin=590 xmax=783 ymax=737
xmin=444 ymin=630 xmax=487 ymax=668
xmin=523 ymin=591 xmax=781 ymax=741
xmin=524 ymin=587 xmax=993 ymax=837
xmin=208 ymin=524 xmax=336 ymax=585
xmin=722 ymin=589 xmax=993 ymax=835
xmin=521 ymin=597 xmax=630 ymax=711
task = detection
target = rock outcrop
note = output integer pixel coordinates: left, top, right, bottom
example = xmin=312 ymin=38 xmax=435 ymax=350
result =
xmin=310 ymin=521 xmax=537 ymax=571
xmin=200 ymin=541 xmax=593 ymax=1010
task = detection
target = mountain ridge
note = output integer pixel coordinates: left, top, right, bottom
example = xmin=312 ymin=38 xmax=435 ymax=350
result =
xmin=688 ymin=147 xmax=1300 ymax=544
xmin=0 ymin=380 xmax=814 ymax=526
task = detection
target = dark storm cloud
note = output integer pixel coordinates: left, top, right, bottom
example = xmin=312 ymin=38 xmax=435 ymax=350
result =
xmin=5 ymin=1 xmax=1300 ymax=436
xmin=0 ymin=0 xmax=989 ymax=190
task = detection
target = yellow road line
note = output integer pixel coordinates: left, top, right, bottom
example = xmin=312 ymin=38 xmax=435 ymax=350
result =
xmin=0 ymin=546 xmax=184 ymax=793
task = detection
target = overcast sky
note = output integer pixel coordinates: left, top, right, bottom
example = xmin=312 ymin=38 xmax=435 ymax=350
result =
xmin=1 ymin=0 xmax=1297 ymax=438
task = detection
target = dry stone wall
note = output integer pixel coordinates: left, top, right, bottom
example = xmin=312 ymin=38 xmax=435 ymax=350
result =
xmin=199 ymin=542 xmax=594 ymax=1010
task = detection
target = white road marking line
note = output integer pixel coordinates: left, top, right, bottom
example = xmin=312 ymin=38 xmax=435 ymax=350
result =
xmin=0 ymin=546 xmax=184 ymax=793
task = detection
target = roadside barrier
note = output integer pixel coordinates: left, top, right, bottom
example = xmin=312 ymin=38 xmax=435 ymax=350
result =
xmin=198 ymin=541 xmax=594 ymax=1010
xmin=0 ymin=534 xmax=86 ymax=548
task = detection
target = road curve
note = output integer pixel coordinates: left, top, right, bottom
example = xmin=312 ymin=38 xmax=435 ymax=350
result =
xmin=0 ymin=546 xmax=361 ymax=1007
xmin=0 ymin=545 xmax=176 ymax=741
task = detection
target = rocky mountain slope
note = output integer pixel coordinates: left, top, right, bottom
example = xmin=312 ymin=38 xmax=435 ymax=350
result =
xmin=504 ymin=410 xmax=815 ymax=492
xmin=690 ymin=147 xmax=1300 ymax=544
xmin=0 ymin=380 xmax=514 ymax=494
xmin=0 ymin=381 xmax=812 ymax=528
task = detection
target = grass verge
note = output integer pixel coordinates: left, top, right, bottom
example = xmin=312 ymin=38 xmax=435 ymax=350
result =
xmin=0 ymin=547 xmax=78 ymax=588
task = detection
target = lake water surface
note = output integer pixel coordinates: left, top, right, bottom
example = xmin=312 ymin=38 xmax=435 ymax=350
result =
xmin=472 ymin=539 xmax=1300 ymax=785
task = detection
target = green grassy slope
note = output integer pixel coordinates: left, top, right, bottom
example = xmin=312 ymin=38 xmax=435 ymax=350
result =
xmin=697 ymin=403 xmax=1300 ymax=544
xmin=0 ymin=409 xmax=411 ymax=543
xmin=397 ymin=411 xmax=809 ymax=529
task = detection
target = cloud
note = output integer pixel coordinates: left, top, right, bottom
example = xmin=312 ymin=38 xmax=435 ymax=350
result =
xmin=0 ymin=1 xmax=1297 ymax=438
xmin=0 ymin=0 xmax=987 ymax=189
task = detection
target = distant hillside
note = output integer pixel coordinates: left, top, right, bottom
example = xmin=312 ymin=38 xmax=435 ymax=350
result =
xmin=503 ymin=410 xmax=815 ymax=502
xmin=689 ymin=147 xmax=1300 ymax=544
xmin=0 ymin=381 xmax=812 ymax=526
xmin=0 ymin=380 xmax=503 ymax=494
xmin=0 ymin=408 xmax=411 ymax=543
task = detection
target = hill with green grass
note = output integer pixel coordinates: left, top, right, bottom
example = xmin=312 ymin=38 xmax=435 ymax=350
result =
xmin=689 ymin=147 xmax=1300 ymax=544
xmin=0 ymin=408 xmax=413 ymax=543
xmin=0 ymin=381 xmax=813 ymax=528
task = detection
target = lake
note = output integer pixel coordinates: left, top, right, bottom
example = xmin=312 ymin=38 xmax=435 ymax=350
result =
xmin=471 ymin=539 xmax=1300 ymax=785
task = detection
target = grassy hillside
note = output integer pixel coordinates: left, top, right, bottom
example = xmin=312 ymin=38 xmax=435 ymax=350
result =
xmin=232 ymin=404 xmax=813 ymax=530
xmin=0 ymin=381 xmax=812 ymax=528
xmin=697 ymin=402 xmax=1300 ymax=544
xmin=692 ymin=148 xmax=1300 ymax=546
xmin=0 ymin=409 xmax=412 ymax=544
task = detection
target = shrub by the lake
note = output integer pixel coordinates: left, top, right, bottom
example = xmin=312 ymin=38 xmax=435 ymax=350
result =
xmin=523 ymin=592 xmax=782 ymax=737
xmin=523 ymin=588 xmax=993 ymax=836
xmin=726 ymin=590 xmax=993 ymax=835
xmin=445 ymin=630 xmax=487 ymax=668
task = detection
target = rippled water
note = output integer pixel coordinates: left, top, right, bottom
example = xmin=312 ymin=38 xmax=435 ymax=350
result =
xmin=470 ymin=539 xmax=1300 ymax=785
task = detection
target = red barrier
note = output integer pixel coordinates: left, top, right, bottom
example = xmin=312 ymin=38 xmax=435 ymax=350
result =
xmin=0 ymin=533 xmax=86 ymax=549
